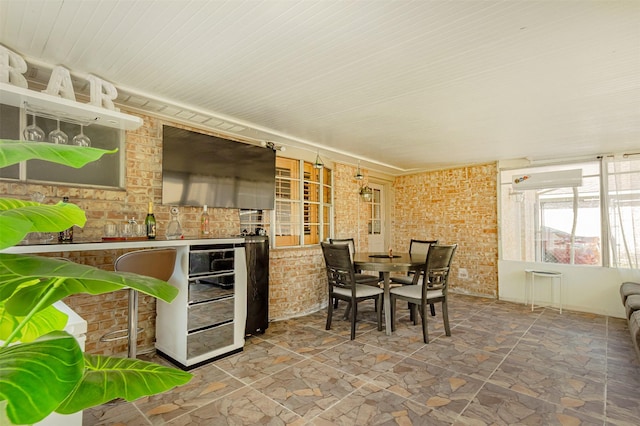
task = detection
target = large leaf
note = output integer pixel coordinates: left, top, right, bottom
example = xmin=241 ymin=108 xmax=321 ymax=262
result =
xmin=0 ymin=331 xmax=84 ymax=425
xmin=0 ymin=200 xmax=86 ymax=250
xmin=56 ymin=354 xmax=193 ymax=414
xmin=0 ymin=140 xmax=117 ymax=169
xmin=0 ymin=254 xmax=179 ymax=317
xmin=0 ymin=302 xmax=67 ymax=342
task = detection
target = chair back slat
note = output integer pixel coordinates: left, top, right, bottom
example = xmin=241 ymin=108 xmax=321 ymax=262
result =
xmin=420 ymin=244 xmax=457 ymax=293
xmin=329 ymin=238 xmax=356 ymax=261
xmin=409 ymin=239 xmax=438 ymax=257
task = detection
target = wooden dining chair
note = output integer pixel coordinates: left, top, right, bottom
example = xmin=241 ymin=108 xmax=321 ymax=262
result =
xmin=328 ymin=238 xmax=381 ymax=313
xmin=390 ymin=239 xmax=438 ymax=318
xmin=321 ymin=242 xmax=383 ymax=340
xmin=328 ymin=238 xmax=380 ymax=285
xmin=389 ymin=244 xmax=457 ymax=343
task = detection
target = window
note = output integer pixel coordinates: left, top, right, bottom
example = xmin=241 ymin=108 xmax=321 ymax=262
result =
xmin=0 ymin=105 xmax=124 ymax=188
xmin=605 ymin=156 xmax=640 ymax=268
xmin=274 ymin=157 xmax=332 ymax=247
xmin=502 ymin=157 xmax=640 ymax=269
xmin=500 ymin=162 xmax=602 ymax=266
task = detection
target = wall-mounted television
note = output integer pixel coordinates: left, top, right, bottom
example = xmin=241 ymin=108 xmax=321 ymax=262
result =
xmin=162 ymin=126 xmax=275 ymax=209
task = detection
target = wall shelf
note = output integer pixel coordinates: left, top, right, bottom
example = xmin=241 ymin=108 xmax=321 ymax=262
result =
xmin=0 ymin=82 xmax=143 ymax=130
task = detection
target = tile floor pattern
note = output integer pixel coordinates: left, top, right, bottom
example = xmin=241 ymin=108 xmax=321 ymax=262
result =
xmin=84 ymin=294 xmax=640 ymax=425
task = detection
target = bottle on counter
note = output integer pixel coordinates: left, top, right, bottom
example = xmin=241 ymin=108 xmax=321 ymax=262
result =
xmin=200 ymin=204 xmax=210 ymax=237
xmin=145 ymin=201 xmax=157 ymax=239
xmin=58 ymin=196 xmax=74 ymax=243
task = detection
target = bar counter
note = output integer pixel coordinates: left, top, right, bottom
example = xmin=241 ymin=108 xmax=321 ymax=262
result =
xmin=3 ymin=237 xmax=244 ymax=254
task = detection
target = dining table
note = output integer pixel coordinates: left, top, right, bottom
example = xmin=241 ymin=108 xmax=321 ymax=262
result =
xmin=353 ymin=252 xmax=424 ymax=335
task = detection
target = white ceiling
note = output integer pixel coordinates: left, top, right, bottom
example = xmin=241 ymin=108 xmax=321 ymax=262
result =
xmin=1 ymin=0 xmax=639 ymax=175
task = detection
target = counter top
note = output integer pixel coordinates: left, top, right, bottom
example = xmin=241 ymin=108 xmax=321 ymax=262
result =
xmin=2 ymin=237 xmax=245 ymax=254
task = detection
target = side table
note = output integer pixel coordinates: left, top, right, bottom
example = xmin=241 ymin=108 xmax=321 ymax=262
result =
xmin=525 ymin=269 xmax=563 ymax=313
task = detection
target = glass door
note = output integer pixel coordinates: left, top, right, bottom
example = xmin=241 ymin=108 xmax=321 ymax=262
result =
xmin=367 ymin=183 xmax=385 ymax=252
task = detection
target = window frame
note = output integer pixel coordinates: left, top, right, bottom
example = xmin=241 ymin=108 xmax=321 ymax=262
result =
xmin=499 ymin=160 xmax=603 ymax=266
xmin=272 ymin=156 xmax=333 ymax=248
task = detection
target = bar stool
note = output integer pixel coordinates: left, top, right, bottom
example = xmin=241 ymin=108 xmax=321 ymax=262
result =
xmin=100 ymin=248 xmax=177 ymax=358
xmin=525 ymin=269 xmax=563 ymax=313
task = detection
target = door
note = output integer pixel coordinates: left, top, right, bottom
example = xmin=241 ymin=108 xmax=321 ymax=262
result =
xmin=367 ymin=183 xmax=385 ymax=252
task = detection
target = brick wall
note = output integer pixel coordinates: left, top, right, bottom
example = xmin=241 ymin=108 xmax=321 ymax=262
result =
xmin=333 ymin=162 xmax=371 ymax=251
xmin=268 ymin=246 xmax=327 ymax=320
xmin=392 ymin=163 xmax=498 ymax=297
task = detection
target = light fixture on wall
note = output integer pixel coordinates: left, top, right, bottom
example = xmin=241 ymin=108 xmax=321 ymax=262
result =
xmin=313 ymin=150 xmax=324 ymax=169
xmin=263 ymin=141 xmax=285 ymax=151
xmin=360 ymin=185 xmax=373 ymax=202
xmin=355 ymin=161 xmax=364 ymax=180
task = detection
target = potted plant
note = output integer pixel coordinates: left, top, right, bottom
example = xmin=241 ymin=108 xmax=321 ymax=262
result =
xmin=0 ymin=140 xmax=192 ymax=425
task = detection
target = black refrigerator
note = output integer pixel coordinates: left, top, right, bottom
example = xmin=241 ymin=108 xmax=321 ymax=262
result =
xmin=244 ymin=236 xmax=269 ymax=335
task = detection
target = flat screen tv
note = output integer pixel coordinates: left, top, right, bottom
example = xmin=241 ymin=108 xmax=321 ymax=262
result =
xmin=162 ymin=125 xmax=275 ymax=209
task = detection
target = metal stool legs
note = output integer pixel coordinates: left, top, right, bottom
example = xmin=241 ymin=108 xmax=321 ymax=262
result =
xmin=100 ymin=288 xmax=143 ymax=358
xmin=127 ymin=288 xmax=139 ymax=358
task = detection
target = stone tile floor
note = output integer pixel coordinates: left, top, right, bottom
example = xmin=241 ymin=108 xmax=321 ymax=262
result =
xmin=84 ymin=294 xmax=640 ymax=425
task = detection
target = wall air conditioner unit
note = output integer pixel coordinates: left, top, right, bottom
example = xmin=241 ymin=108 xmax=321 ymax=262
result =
xmin=512 ymin=169 xmax=582 ymax=190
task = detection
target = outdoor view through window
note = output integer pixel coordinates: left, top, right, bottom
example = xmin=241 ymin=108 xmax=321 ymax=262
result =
xmin=500 ymin=162 xmax=602 ymax=266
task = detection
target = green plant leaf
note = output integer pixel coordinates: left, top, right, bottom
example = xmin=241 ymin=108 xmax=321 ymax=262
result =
xmin=0 ymin=200 xmax=86 ymax=250
xmin=0 ymin=302 xmax=67 ymax=342
xmin=56 ymin=354 xmax=193 ymax=414
xmin=0 ymin=140 xmax=117 ymax=169
xmin=0 ymin=331 xmax=84 ymax=425
xmin=0 ymin=254 xmax=179 ymax=316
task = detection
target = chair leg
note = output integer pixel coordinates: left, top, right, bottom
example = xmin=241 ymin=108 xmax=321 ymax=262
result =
xmin=420 ymin=301 xmax=429 ymax=344
xmin=350 ymin=299 xmax=357 ymax=340
xmin=442 ymin=300 xmax=451 ymax=337
xmin=411 ymin=304 xmax=418 ymax=325
xmin=390 ymin=295 xmax=396 ymax=332
xmin=334 ymin=298 xmax=339 ymax=309
xmin=430 ymin=303 xmax=436 ymax=317
xmin=344 ymin=302 xmax=352 ymax=320
xmin=376 ymin=294 xmax=383 ymax=331
xmin=326 ymin=295 xmax=334 ymax=331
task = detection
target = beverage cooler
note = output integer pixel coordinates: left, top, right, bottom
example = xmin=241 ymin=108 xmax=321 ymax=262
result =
xmin=155 ymin=240 xmax=247 ymax=370
xmin=244 ymin=236 xmax=269 ymax=335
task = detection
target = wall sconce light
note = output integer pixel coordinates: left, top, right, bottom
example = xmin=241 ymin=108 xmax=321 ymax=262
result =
xmin=313 ymin=151 xmax=324 ymax=169
xmin=360 ymin=185 xmax=373 ymax=202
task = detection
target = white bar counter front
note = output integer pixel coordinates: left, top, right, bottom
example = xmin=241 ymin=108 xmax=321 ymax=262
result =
xmin=3 ymin=238 xmax=248 ymax=370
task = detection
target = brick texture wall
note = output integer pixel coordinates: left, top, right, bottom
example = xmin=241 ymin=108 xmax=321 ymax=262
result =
xmin=392 ymin=163 xmax=499 ymax=297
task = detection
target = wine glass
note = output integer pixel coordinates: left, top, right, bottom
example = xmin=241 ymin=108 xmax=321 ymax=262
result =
xmin=72 ymin=125 xmax=91 ymax=147
xmin=48 ymin=119 xmax=68 ymax=144
xmin=23 ymin=114 xmax=45 ymax=141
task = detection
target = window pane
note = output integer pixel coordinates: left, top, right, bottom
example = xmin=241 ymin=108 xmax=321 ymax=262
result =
xmin=323 ymin=167 xmax=332 ymax=183
xmin=304 ymin=224 xmax=320 ymax=244
xmin=276 ymin=158 xmax=299 ymax=177
xmin=276 ymin=178 xmax=299 ymax=201
xmin=607 ymin=158 xmax=640 ymax=268
xmin=305 ymin=182 xmax=320 ymax=202
xmin=274 ymin=156 xmax=332 ymax=248
xmin=323 ymin=185 xmax=332 ymax=203
xmin=304 ymin=162 xmax=321 ymax=182
xmin=304 ymin=202 xmax=319 ymax=234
